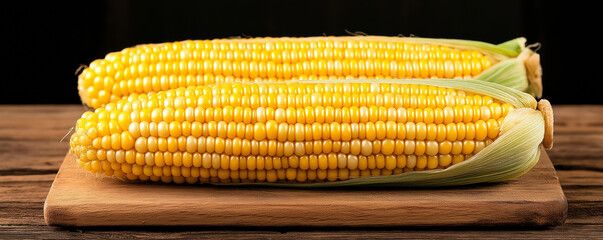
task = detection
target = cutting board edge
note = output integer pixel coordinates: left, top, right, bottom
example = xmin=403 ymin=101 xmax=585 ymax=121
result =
xmin=44 ymin=198 xmax=568 ymax=227
xmin=44 ymin=151 xmax=568 ymax=227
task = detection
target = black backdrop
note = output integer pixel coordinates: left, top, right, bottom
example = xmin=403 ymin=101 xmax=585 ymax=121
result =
xmin=1 ymin=0 xmax=601 ymax=104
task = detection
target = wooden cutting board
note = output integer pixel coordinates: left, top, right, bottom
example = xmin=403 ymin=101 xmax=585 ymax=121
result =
xmin=44 ymin=149 xmax=567 ymax=227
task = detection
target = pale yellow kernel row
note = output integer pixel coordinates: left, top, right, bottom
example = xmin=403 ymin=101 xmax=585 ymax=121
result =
xmin=108 ymin=47 xmax=487 ymax=66
xmin=72 ymin=133 xmax=491 ymax=161
xmin=84 ymin=58 xmax=487 ymax=81
xmin=77 ymin=152 xmax=470 ymax=180
xmin=142 ymin=81 xmax=464 ymax=97
xmin=123 ymin=95 xmax=500 ymax=114
xmin=80 ymin=161 xmax=466 ymax=184
xmin=75 ymin=115 xmax=501 ymax=146
xmin=116 ymin=105 xmax=505 ymax=126
xmin=127 ymin=93 xmax=496 ymax=111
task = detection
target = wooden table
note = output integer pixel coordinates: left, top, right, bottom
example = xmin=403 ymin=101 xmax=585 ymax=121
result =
xmin=1 ymin=105 xmax=601 ymax=239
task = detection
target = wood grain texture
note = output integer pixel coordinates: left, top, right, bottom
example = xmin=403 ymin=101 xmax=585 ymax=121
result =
xmin=44 ymin=150 xmax=567 ymax=227
xmin=1 ymin=104 xmax=602 ymax=239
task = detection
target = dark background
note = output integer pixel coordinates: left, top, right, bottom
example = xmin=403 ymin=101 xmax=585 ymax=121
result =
xmin=1 ymin=0 xmax=601 ymax=105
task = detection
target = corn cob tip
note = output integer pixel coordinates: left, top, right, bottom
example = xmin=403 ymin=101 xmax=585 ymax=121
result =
xmin=525 ymin=51 xmax=543 ymax=98
xmin=538 ymin=99 xmax=553 ymax=149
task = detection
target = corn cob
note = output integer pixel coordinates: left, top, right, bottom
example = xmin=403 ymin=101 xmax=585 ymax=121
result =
xmin=68 ymin=79 xmax=552 ymax=187
xmin=77 ymin=36 xmax=542 ymax=109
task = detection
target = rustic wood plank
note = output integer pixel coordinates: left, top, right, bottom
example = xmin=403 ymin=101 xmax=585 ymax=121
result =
xmin=547 ymin=133 xmax=603 ymax=169
xmin=0 ymin=105 xmax=83 ymax=173
xmin=0 ymin=174 xmax=56 ymax=226
xmin=1 ymin=224 xmax=603 ymax=240
xmin=0 ymin=140 xmax=69 ymax=172
xmin=551 ymin=105 xmax=603 ymax=134
xmin=0 ymin=105 xmax=85 ymax=128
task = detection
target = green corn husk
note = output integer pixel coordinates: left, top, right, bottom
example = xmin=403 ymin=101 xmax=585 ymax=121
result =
xmin=218 ymin=78 xmax=549 ymax=188
xmin=454 ymin=38 xmax=543 ymax=99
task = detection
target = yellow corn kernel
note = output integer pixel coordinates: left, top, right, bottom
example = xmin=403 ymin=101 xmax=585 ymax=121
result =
xmin=78 ymin=37 xmax=498 ymax=109
xmin=70 ymin=81 xmax=511 ymax=183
